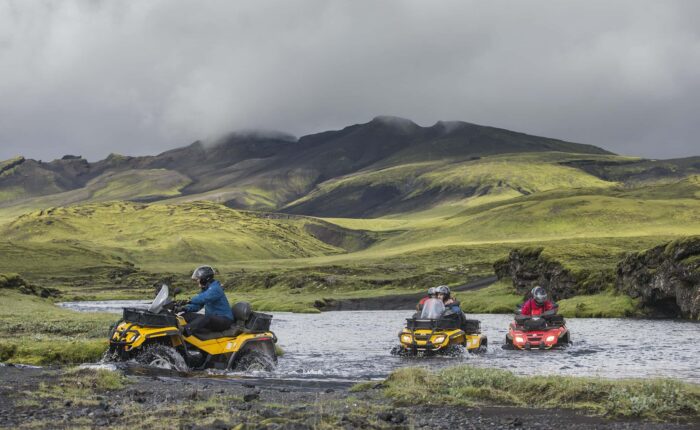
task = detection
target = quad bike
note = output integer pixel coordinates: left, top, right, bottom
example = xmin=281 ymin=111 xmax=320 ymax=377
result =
xmin=107 ymin=285 xmax=278 ymax=371
xmin=504 ymin=307 xmax=571 ymax=350
xmin=394 ymin=317 xmax=487 ymax=356
xmin=393 ymin=308 xmax=487 ymax=356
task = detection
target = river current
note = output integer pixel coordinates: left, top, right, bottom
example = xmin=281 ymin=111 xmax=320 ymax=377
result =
xmin=58 ymin=301 xmax=700 ymax=383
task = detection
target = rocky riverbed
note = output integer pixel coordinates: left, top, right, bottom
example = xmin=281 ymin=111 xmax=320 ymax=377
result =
xmin=0 ymin=365 xmax=696 ymax=430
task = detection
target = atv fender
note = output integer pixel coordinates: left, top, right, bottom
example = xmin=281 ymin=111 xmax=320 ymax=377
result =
xmin=228 ymin=337 xmax=277 ymax=369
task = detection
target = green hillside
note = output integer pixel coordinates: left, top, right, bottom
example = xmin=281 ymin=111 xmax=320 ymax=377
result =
xmin=285 ymin=152 xmax=619 ymax=217
xmin=0 ymin=201 xmax=373 ymax=266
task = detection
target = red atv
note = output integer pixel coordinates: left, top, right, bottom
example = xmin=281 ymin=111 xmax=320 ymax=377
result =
xmin=504 ymin=308 xmax=571 ymax=350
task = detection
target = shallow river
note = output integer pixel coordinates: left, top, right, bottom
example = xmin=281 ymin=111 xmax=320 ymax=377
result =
xmin=58 ymin=301 xmax=700 ymax=383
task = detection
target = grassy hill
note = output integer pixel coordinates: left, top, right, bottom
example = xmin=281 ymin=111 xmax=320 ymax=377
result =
xmin=0 ymin=201 xmax=375 ymax=266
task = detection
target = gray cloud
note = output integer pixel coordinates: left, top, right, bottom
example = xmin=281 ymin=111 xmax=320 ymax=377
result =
xmin=1 ymin=0 xmax=699 ymax=161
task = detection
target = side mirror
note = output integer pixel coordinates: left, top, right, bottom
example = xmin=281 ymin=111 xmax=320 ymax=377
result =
xmin=173 ymin=287 xmax=182 ymax=297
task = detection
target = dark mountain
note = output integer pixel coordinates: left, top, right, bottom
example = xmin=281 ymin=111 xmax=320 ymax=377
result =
xmin=3 ymin=115 xmax=694 ymax=217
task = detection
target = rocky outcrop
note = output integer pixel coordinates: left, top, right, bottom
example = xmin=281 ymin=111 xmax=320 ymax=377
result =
xmin=616 ymin=237 xmax=700 ymax=319
xmin=495 ymin=238 xmax=700 ymax=319
xmin=0 ymin=273 xmax=60 ymax=298
xmin=494 ymin=247 xmax=608 ymax=300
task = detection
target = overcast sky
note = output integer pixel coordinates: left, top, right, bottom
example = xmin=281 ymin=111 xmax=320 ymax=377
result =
xmin=1 ymin=0 xmax=699 ymax=161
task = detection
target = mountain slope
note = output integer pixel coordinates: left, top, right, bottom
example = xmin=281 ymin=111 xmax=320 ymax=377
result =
xmin=0 ymin=117 xmax=615 ymax=212
xmin=284 ymin=152 xmax=618 ymax=217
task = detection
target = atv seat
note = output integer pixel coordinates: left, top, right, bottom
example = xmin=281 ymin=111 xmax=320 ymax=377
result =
xmin=232 ymin=302 xmax=273 ymax=333
xmin=190 ymin=302 xmax=273 ymax=340
xmin=192 ymin=326 xmax=244 ymax=341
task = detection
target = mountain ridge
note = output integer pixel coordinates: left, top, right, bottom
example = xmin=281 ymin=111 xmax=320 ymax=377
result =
xmin=1 ymin=116 xmax=697 ymax=218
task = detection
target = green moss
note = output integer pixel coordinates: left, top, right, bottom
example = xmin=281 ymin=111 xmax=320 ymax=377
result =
xmin=0 ymin=338 xmax=107 ymax=365
xmin=558 ymin=290 xmax=641 ymax=318
xmin=384 ymin=366 xmax=700 ymax=421
xmin=0 ymin=290 xmax=113 ymax=364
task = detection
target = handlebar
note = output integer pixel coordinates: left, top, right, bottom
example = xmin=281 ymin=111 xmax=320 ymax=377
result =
xmin=164 ymin=299 xmax=190 ymax=313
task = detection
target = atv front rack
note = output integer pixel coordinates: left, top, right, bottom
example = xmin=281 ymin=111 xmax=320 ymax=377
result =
xmin=406 ymin=318 xmax=460 ymax=330
xmin=123 ymin=308 xmax=179 ymax=328
xmin=514 ymin=314 xmax=566 ymax=330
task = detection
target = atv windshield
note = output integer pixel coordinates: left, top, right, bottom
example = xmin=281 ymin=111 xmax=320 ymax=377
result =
xmin=420 ymin=298 xmax=445 ymax=319
xmin=148 ymin=285 xmax=169 ymax=313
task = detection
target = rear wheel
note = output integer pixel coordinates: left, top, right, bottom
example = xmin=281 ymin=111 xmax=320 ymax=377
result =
xmin=234 ymin=349 xmax=276 ymax=372
xmin=469 ymin=337 xmax=487 ymax=354
xmin=136 ymin=344 xmax=188 ymax=371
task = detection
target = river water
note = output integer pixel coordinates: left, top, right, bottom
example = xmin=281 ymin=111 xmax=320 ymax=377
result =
xmin=58 ymin=301 xmax=700 ymax=383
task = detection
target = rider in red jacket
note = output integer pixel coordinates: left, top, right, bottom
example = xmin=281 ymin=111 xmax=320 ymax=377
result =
xmin=417 ymin=287 xmax=437 ymax=309
xmin=521 ymin=286 xmax=555 ymax=316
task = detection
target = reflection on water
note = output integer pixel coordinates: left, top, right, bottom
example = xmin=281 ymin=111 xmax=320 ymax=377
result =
xmin=59 ymin=301 xmax=700 ymax=383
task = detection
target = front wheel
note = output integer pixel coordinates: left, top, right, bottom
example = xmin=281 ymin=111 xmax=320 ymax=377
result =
xmin=559 ymin=332 xmax=571 ymax=346
xmin=442 ymin=345 xmax=466 ymax=357
xmin=390 ymin=345 xmax=410 ymax=356
xmin=502 ymin=335 xmax=515 ymax=350
xmin=136 ymin=344 xmax=188 ymax=372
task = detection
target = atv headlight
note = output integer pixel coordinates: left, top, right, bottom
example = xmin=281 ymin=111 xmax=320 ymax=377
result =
xmin=515 ymin=336 xmax=525 ymax=344
xmin=546 ymin=335 xmax=556 ymax=343
xmin=400 ymin=334 xmax=413 ymax=343
xmin=432 ymin=335 xmax=446 ymax=344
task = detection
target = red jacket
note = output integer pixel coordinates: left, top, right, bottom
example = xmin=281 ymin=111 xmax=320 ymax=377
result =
xmin=521 ymin=298 xmax=554 ymax=316
xmin=419 ymin=296 xmax=430 ymax=306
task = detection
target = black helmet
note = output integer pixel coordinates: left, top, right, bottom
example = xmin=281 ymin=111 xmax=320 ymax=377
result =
xmin=191 ymin=265 xmax=215 ymax=285
xmin=436 ymin=285 xmax=451 ymax=299
xmin=531 ymin=286 xmax=547 ymax=305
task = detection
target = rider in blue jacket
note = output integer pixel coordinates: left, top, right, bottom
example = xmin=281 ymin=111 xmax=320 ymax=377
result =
xmin=436 ymin=285 xmax=461 ymax=313
xmin=182 ymin=266 xmax=233 ymax=336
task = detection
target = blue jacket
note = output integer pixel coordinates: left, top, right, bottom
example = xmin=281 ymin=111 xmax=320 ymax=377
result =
xmin=446 ymin=303 xmax=462 ymax=314
xmin=184 ymin=280 xmax=233 ymax=320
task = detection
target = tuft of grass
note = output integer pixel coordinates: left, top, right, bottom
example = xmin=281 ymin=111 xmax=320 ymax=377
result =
xmin=349 ymin=381 xmax=377 ymax=393
xmin=383 ymin=366 xmax=700 ymax=421
xmin=63 ymin=367 xmax=127 ymax=390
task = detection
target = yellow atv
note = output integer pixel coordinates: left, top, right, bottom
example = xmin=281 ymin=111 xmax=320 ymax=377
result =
xmin=393 ymin=314 xmax=487 ymax=356
xmin=107 ymin=285 xmax=277 ymax=372
xmin=394 ymin=318 xmax=488 ymax=355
